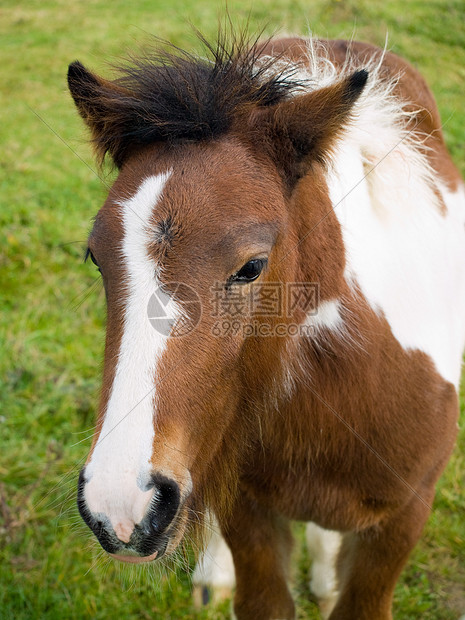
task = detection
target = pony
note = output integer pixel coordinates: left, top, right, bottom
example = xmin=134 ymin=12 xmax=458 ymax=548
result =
xmin=68 ymin=31 xmax=465 ymax=619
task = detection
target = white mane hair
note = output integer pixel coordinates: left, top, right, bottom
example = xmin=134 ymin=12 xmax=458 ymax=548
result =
xmin=256 ymin=36 xmax=441 ymax=217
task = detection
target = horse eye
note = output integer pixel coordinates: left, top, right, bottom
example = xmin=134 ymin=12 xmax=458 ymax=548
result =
xmin=232 ymin=258 xmax=267 ymax=284
xmin=85 ymin=248 xmax=101 ymax=272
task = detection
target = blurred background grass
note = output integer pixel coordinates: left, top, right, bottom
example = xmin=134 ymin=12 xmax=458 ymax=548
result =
xmin=0 ymin=0 xmax=464 ymax=618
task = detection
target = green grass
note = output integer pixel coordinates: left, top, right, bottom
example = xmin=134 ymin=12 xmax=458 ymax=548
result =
xmin=1 ymin=0 xmax=464 ymax=618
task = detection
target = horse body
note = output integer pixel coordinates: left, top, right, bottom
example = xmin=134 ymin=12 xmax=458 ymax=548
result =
xmin=69 ymin=35 xmax=465 ymax=619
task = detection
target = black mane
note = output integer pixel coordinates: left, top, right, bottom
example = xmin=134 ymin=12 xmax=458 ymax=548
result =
xmin=68 ymin=32 xmax=305 ymax=166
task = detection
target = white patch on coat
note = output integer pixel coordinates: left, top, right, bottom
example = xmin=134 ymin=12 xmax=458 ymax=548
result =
xmin=306 ymin=522 xmax=342 ymax=619
xmin=304 ymin=299 xmax=343 ymax=334
xmin=83 ymin=172 xmax=182 ymax=536
xmin=327 ymin=135 xmax=465 ymax=387
xmin=193 ymin=526 xmax=236 ymax=591
xmin=259 ymin=39 xmax=465 ymax=385
xmin=259 ymin=42 xmax=465 ymax=386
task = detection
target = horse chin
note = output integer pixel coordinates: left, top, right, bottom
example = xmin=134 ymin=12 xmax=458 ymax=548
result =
xmin=109 ymin=550 xmax=159 ymax=564
xmin=164 ymin=505 xmax=189 ymax=556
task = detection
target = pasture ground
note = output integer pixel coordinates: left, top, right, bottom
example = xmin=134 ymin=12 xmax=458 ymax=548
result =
xmin=1 ymin=0 xmax=464 ymax=618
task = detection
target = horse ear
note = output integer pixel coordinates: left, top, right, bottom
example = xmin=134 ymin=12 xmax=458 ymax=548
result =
xmin=67 ymin=61 xmax=133 ymax=167
xmin=250 ymin=70 xmax=368 ymax=188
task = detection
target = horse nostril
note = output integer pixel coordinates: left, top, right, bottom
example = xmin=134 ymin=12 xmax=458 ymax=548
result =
xmin=146 ymin=474 xmax=181 ymax=534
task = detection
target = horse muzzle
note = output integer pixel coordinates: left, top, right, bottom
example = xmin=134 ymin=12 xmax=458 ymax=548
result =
xmin=77 ymin=469 xmax=188 ymax=562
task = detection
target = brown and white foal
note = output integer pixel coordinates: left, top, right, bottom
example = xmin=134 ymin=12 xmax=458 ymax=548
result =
xmin=68 ymin=35 xmax=465 ymax=619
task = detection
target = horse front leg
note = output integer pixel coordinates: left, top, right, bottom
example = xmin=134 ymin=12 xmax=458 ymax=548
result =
xmin=329 ymin=485 xmax=434 ymax=620
xmin=192 ymin=520 xmax=235 ymax=607
xmin=222 ymin=493 xmax=295 ymax=620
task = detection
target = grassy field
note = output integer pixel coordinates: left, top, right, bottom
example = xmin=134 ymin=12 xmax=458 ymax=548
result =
xmin=1 ymin=0 xmax=464 ymax=618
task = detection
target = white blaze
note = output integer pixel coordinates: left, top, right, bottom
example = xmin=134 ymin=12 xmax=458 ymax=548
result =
xmin=84 ymin=172 xmax=181 ymax=533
